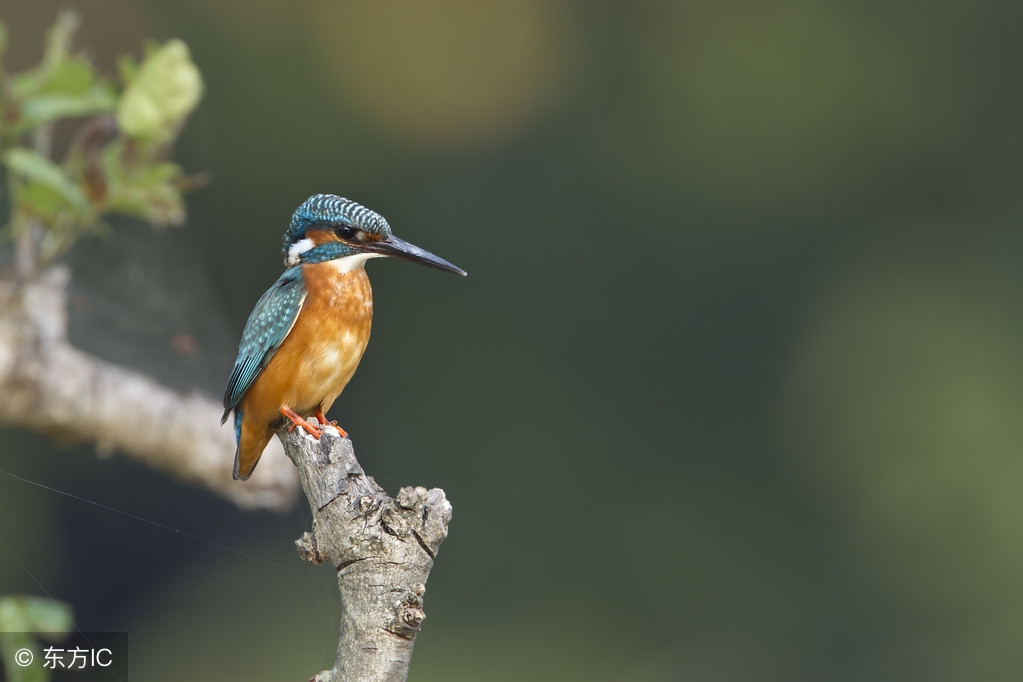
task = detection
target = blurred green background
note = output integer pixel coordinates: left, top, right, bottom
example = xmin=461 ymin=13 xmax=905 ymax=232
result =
xmin=2 ymin=0 xmax=1023 ymax=680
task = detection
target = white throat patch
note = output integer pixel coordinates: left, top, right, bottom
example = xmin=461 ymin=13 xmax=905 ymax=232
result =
xmin=329 ymin=252 xmax=385 ymax=274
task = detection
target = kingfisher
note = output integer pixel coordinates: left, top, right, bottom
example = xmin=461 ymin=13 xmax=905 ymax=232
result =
xmin=221 ymin=194 xmax=466 ymax=480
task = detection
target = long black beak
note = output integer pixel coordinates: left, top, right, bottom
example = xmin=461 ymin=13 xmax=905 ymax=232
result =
xmin=363 ymin=235 xmax=467 ymax=276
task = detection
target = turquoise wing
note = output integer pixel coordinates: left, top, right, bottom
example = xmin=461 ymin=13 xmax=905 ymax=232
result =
xmin=222 ymin=267 xmax=307 ymax=423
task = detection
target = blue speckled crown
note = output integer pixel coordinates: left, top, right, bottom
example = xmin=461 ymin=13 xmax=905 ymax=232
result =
xmin=282 ymin=194 xmax=391 ymax=260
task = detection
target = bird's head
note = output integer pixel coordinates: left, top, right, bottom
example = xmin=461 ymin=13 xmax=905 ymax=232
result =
xmin=282 ymin=194 xmax=466 ymax=276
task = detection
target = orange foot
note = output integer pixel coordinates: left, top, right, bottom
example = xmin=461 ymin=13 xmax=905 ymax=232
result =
xmin=280 ymin=405 xmax=322 ymax=438
xmin=315 ymin=408 xmax=348 ymax=438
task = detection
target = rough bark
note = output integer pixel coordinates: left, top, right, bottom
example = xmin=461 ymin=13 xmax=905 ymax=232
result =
xmin=276 ymin=420 xmax=451 ymax=682
xmin=0 ymin=266 xmax=298 ymax=511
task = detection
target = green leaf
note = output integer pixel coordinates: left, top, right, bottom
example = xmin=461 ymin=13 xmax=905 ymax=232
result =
xmin=18 ymin=86 xmax=117 ymax=130
xmin=38 ymin=56 xmax=93 ymax=95
xmin=40 ymin=10 xmax=79 ymax=74
xmin=14 ymin=55 xmax=114 ymax=130
xmin=11 ymin=70 xmax=45 ymax=100
xmin=0 ymin=632 xmax=49 ymax=682
xmin=0 ymin=598 xmax=71 ymax=682
xmin=18 ymin=182 xmax=70 ymax=223
xmin=106 ymin=182 xmax=187 ymax=227
xmin=117 ymin=39 xmax=203 ymax=142
xmin=3 ymin=148 xmax=90 ymax=214
xmin=0 ymin=596 xmax=73 ymax=633
xmin=9 ymin=11 xmax=82 ymax=101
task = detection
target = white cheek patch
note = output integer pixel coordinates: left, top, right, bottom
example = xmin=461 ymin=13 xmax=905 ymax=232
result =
xmin=329 ymin=252 xmax=386 ymax=274
xmin=287 ymin=238 xmax=315 ymax=266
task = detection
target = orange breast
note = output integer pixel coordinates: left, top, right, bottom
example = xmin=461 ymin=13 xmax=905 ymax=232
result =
xmin=241 ymin=261 xmax=374 ymax=426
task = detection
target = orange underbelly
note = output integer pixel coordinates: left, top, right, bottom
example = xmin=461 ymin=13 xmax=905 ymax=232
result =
xmin=243 ymin=263 xmax=373 ymax=423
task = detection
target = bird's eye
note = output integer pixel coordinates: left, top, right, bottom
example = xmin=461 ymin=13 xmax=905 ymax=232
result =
xmin=337 ymin=225 xmax=357 ymax=240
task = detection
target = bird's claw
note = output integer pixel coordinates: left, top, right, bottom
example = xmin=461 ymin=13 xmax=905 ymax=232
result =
xmin=315 ymin=408 xmax=348 ymax=438
xmin=280 ymin=405 xmax=322 ymax=439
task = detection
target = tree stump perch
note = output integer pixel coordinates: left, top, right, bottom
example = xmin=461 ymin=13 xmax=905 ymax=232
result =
xmin=275 ymin=420 xmax=452 ymax=682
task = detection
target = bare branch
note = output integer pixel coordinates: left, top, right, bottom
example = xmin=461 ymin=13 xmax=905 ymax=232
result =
xmin=0 ymin=266 xmax=298 ymax=511
xmin=276 ymin=419 xmax=451 ymax=681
